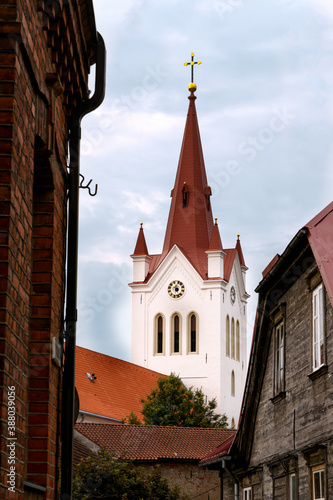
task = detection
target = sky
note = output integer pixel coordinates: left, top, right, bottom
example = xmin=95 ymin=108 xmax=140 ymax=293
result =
xmin=76 ymin=0 xmax=333 ymax=362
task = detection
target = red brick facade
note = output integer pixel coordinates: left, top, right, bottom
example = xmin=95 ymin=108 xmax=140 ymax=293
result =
xmin=0 ymin=1 xmax=98 ymax=498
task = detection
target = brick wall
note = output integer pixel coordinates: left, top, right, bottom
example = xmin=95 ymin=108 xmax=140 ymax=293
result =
xmin=0 ymin=1 xmax=96 ymax=498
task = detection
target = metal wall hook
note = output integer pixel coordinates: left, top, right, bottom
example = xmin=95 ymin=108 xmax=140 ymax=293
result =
xmin=79 ymin=173 xmax=98 ymax=196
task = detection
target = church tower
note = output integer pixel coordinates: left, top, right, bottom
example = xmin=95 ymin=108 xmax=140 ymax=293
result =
xmin=129 ymin=72 xmax=249 ymax=426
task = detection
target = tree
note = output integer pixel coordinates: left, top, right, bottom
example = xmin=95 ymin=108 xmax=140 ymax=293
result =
xmin=72 ymin=447 xmax=188 ymax=500
xmin=138 ymin=373 xmax=228 ymax=428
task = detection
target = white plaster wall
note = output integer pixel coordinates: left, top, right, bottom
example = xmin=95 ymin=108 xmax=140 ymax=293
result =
xmin=130 ymin=247 xmax=248 ymax=427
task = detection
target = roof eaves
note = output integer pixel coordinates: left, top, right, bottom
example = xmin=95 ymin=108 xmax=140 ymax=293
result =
xmin=255 ymin=229 xmax=307 ymax=293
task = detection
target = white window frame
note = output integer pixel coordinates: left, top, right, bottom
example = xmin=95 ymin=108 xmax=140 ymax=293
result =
xmin=312 ymin=283 xmax=324 ymax=371
xmin=170 ymin=313 xmax=182 ymax=355
xmin=226 ymin=315 xmax=230 ymax=357
xmin=312 ymin=465 xmax=325 ymax=500
xmin=187 ymin=312 xmax=199 ymax=354
xmin=243 ymin=487 xmax=252 ymax=500
xmin=154 ymin=314 xmax=165 ymax=355
xmin=289 ymin=473 xmax=296 ymax=500
xmin=274 ymin=321 xmax=284 ymax=395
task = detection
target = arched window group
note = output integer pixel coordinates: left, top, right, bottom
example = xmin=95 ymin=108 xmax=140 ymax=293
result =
xmin=226 ymin=315 xmax=240 ymax=361
xmin=154 ymin=312 xmax=198 ymax=355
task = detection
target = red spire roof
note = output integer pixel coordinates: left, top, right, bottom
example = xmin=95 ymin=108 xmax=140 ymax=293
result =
xmin=236 ymin=234 xmax=246 ymax=267
xmin=208 ymin=218 xmax=223 ymax=251
xmin=161 ymin=90 xmax=214 ymax=276
xmin=132 ymin=223 xmax=149 ymax=256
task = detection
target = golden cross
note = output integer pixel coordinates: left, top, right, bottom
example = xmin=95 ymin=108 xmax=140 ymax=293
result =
xmin=184 ymin=52 xmax=202 ymax=83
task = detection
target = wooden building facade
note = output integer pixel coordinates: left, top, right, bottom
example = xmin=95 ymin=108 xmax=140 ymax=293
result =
xmin=201 ymin=201 xmax=333 ymax=500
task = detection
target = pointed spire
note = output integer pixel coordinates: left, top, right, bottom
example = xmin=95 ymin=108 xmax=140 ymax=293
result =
xmin=132 ymin=223 xmax=149 ymax=256
xmin=162 ymin=88 xmax=214 ymax=275
xmin=208 ymin=218 xmax=223 ymax=251
xmin=236 ymin=234 xmax=246 ymax=267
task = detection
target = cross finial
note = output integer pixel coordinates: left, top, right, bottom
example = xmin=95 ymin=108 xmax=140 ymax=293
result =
xmin=184 ymin=52 xmax=202 ymax=91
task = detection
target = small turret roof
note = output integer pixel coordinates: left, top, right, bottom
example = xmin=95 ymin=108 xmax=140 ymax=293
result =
xmin=208 ymin=218 xmax=223 ymax=251
xmin=236 ymin=234 xmax=246 ymax=267
xmin=132 ymin=223 xmax=149 ymax=256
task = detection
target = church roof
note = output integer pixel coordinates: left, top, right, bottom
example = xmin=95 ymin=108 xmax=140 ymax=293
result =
xmin=132 ymin=223 xmax=149 ymax=256
xmin=160 ymin=89 xmax=214 ymax=277
xmin=208 ymin=219 xmax=223 ymax=251
xmin=235 ymin=234 xmax=246 ymax=268
xmin=75 ymin=423 xmax=235 ymax=461
xmin=75 ymin=346 xmax=165 ymax=422
xmin=130 ymin=89 xmax=247 ymax=284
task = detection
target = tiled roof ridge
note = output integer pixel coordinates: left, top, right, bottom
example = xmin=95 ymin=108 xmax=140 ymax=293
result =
xmin=76 ymin=422 xmax=234 ymax=430
xmin=76 ymin=345 xmax=163 ymax=377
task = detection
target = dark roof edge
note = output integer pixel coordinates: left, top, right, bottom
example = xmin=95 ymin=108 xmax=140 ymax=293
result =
xmin=255 ymin=229 xmax=308 ymax=293
xmin=86 ymin=0 xmax=98 ymax=45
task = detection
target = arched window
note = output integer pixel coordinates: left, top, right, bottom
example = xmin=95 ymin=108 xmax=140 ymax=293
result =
xmin=231 ymin=318 xmax=235 ymax=359
xmin=155 ymin=314 xmax=165 ymax=355
xmin=226 ymin=315 xmax=230 ymax=357
xmin=231 ymin=417 xmax=235 ymax=429
xmin=231 ymin=370 xmax=235 ymax=397
xmin=187 ymin=313 xmax=198 ymax=354
xmin=171 ymin=313 xmax=182 ymax=354
xmin=236 ymin=320 xmax=240 ymax=361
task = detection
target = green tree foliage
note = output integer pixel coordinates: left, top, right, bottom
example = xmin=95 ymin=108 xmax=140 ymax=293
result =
xmin=73 ymin=447 xmax=188 ymax=500
xmin=139 ymin=373 xmax=228 ymax=428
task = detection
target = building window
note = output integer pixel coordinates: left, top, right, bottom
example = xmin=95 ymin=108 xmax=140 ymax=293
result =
xmin=236 ymin=320 xmax=240 ymax=361
xmin=243 ymin=487 xmax=252 ymax=500
xmin=231 ymin=417 xmax=235 ymax=429
xmin=231 ymin=370 xmax=235 ymax=397
xmin=226 ymin=315 xmax=230 ymax=357
xmin=312 ymin=466 xmax=325 ymax=500
xmin=171 ymin=313 xmax=181 ymax=354
xmin=187 ymin=313 xmax=198 ymax=354
xmin=312 ymin=283 xmax=324 ymax=371
xmin=313 ymin=468 xmax=325 ymax=500
xmin=231 ymin=317 xmax=235 ymax=359
xmin=289 ymin=473 xmax=297 ymax=500
xmin=154 ymin=314 xmax=165 ymax=355
xmin=274 ymin=321 xmax=284 ymax=395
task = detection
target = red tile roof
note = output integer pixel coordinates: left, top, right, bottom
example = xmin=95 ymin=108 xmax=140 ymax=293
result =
xmin=304 ymin=200 xmax=333 ymax=307
xmin=73 ymin=437 xmax=94 ymax=472
xmin=199 ymin=433 xmax=236 ymax=465
xmin=75 ymin=346 xmax=165 ymax=422
xmin=75 ymin=423 xmax=235 ymax=461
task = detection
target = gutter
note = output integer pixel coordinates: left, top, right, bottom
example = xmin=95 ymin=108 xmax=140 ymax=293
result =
xmin=61 ymin=31 xmax=106 ymax=498
xmin=222 ymin=457 xmax=239 ymax=500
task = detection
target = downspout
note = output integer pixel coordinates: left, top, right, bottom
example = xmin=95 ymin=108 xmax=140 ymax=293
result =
xmin=61 ymin=32 xmax=106 ymax=498
xmin=222 ymin=458 xmax=239 ymax=500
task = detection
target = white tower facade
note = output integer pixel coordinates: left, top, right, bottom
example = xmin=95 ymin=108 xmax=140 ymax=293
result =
xmin=130 ymin=87 xmax=249 ymax=427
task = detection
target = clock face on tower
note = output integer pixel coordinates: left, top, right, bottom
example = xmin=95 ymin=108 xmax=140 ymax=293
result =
xmin=230 ymin=286 xmax=236 ymax=305
xmin=168 ymin=280 xmax=185 ymax=299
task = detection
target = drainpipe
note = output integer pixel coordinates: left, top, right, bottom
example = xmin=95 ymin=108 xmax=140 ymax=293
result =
xmin=222 ymin=458 xmax=239 ymax=500
xmin=61 ymin=32 xmax=106 ymax=498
